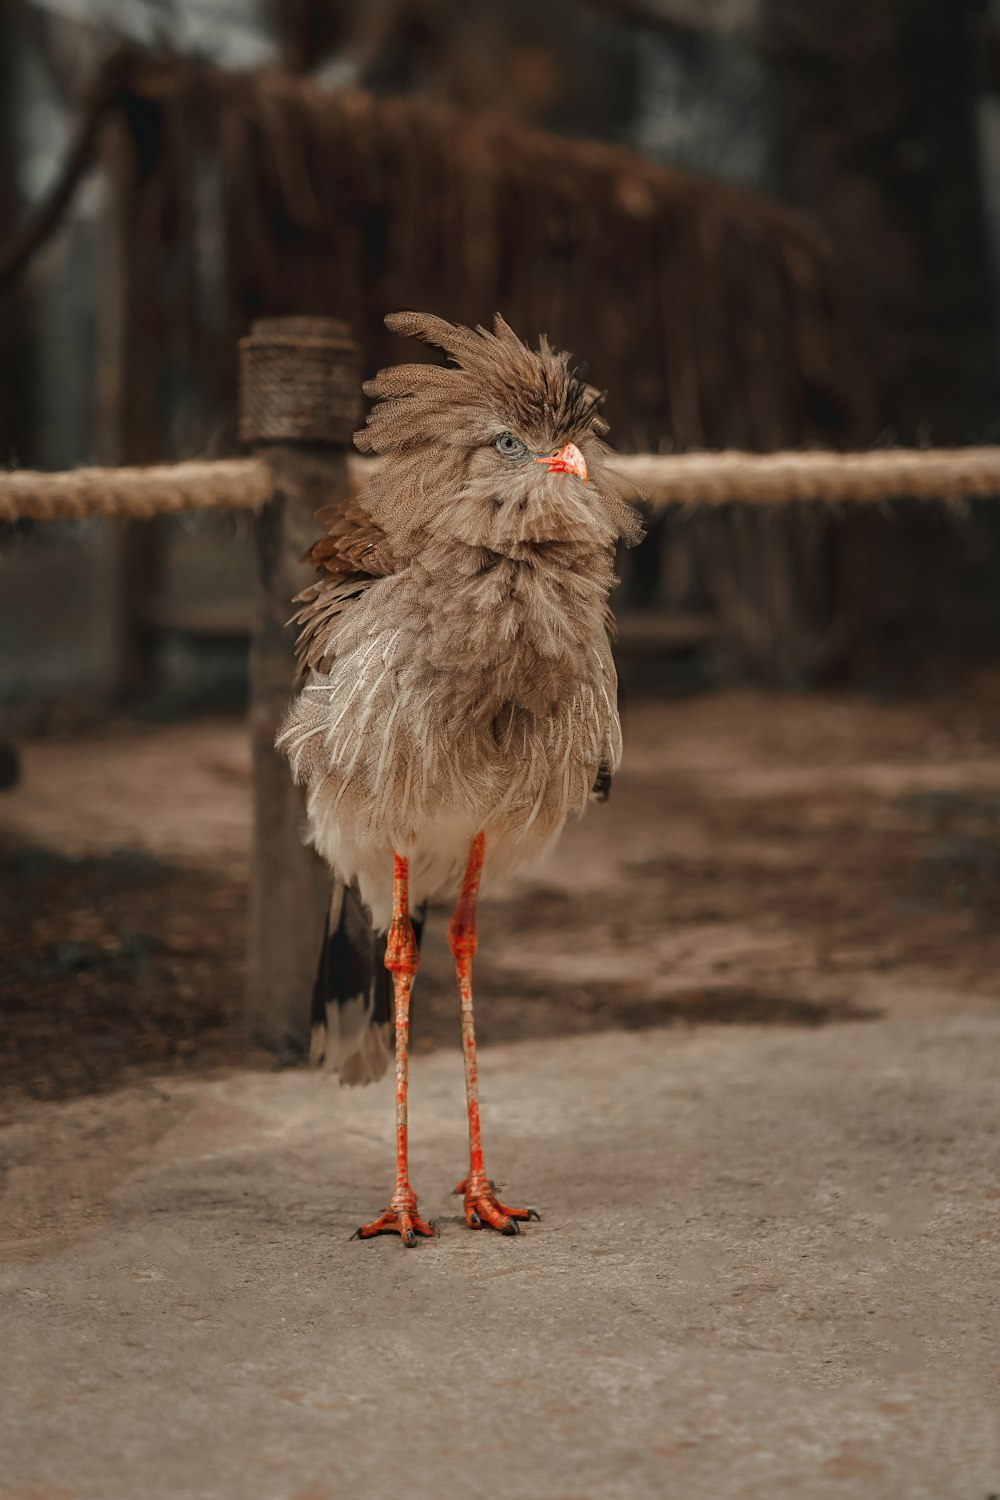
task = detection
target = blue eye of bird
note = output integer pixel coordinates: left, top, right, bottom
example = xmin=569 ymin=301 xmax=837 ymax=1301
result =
xmin=494 ymin=431 xmax=527 ymax=460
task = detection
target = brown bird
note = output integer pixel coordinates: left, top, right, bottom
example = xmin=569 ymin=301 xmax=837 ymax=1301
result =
xmin=278 ymin=310 xmax=642 ymax=1245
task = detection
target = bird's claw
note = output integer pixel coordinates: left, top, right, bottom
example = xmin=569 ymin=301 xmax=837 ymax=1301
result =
xmin=352 ymin=1193 xmax=436 ymax=1247
xmin=457 ymin=1172 xmax=540 ymax=1235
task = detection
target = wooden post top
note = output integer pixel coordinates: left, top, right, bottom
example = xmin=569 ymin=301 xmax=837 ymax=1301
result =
xmin=238 ymin=316 xmax=361 ymax=447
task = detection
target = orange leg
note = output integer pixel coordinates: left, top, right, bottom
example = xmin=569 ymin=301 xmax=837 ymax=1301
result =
xmin=353 ymin=852 xmax=435 ymax=1248
xmin=449 ymin=832 xmax=540 ymax=1235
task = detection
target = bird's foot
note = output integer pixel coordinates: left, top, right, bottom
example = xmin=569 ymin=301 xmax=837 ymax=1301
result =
xmin=454 ymin=1171 xmax=541 ymax=1234
xmin=352 ymin=1186 xmax=435 ymax=1248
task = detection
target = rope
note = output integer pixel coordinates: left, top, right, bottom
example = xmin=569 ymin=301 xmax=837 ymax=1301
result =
xmin=2 ymin=447 xmax=999 ymax=526
xmin=618 ymin=447 xmax=1000 ymax=509
xmin=0 ymin=459 xmax=271 ymax=524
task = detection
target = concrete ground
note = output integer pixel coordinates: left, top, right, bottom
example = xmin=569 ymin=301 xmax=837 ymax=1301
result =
xmin=3 ymin=1019 xmax=1000 ymax=1500
xmin=2 ymin=684 xmax=1000 ymax=1498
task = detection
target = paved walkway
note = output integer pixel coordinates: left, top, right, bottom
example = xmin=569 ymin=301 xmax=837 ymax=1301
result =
xmin=3 ymin=1016 xmax=999 ymax=1500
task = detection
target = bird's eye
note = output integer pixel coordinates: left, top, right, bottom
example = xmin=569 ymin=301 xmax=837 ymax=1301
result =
xmin=494 ymin=431 xmax=527 ymax=460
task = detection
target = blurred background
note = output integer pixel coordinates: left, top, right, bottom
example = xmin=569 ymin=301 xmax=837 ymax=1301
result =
xmin=2 ymin=0 xmax=1000 ymax=1106
xmin=4 ymin=0 xmax=1000 ymax=721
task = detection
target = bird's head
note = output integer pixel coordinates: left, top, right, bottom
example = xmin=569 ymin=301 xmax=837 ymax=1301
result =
xmin=355 ymin=311 xmax=643 ymax=556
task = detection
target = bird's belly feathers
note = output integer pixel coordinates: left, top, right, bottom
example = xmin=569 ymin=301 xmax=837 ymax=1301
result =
xmin=277 ymin=574 xmax=621 ymax=922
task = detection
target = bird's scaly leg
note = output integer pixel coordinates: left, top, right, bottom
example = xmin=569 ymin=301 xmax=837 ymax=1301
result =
xmin=353 ymin=852 xmax=435 ymax=1247
xmin=449 ymin=832 xmax=540 ymax=1235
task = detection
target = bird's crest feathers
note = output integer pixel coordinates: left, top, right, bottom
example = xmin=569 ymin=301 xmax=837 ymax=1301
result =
xmin=349 ymin=309 xmax=642 ymax=558
xmin=357 ymin=310 xmax=611 ymax=457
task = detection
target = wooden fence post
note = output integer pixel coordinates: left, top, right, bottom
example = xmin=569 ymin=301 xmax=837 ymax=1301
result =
xmin=239 ymin=316 xmax=361 ymax=1055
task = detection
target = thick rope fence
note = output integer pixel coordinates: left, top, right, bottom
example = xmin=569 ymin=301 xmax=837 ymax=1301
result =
xmin=618 ymin=447 xmax=1000 ymax=509
xmin=3 ymin=447 xmax=1000 ymax=525
xmin=0 ymin=459 xmax=272 ymax=524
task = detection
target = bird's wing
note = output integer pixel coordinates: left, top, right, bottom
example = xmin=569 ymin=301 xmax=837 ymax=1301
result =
xmin=292 ymin=505 xmax=396 ymax=678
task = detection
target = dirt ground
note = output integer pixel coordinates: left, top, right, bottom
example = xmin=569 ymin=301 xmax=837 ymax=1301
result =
xmin=2 ymin=675 xmax=1000 ymax=1109
xmin=2 ymin=679 xmax=1000 ymax=1499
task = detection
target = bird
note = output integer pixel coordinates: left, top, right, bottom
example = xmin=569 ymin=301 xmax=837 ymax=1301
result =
xmin=277 ymin=309 xmax=643 ymax=1245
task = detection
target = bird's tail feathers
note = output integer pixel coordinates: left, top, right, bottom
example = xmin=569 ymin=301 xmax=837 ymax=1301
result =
xmin=310 ymin=879 xmax=424 ymax=1086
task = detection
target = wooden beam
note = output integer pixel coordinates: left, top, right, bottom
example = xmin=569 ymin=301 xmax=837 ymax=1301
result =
xmin=240 ymin=316 xmax=362 ymax=1055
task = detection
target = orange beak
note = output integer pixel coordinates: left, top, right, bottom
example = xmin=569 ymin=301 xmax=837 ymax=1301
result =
xmin=536 ymin=442 xmax=588 ymax=484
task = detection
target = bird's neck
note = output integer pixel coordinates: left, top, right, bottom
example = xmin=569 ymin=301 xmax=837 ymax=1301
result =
xmin=413 ymin=538 xmax=615 ymax=711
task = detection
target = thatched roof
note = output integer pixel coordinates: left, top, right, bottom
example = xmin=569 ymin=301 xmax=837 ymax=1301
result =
xmin=6 ymin=47 xmax=868 ymax=456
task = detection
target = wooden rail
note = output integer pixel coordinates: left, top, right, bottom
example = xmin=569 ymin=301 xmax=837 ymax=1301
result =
xmin=239 ymin=317 xmax=362 ymax=1054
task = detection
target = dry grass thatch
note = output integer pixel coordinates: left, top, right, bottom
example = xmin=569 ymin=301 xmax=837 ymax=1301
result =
xmin=87 ymin=48 xmax=868 ymax=457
